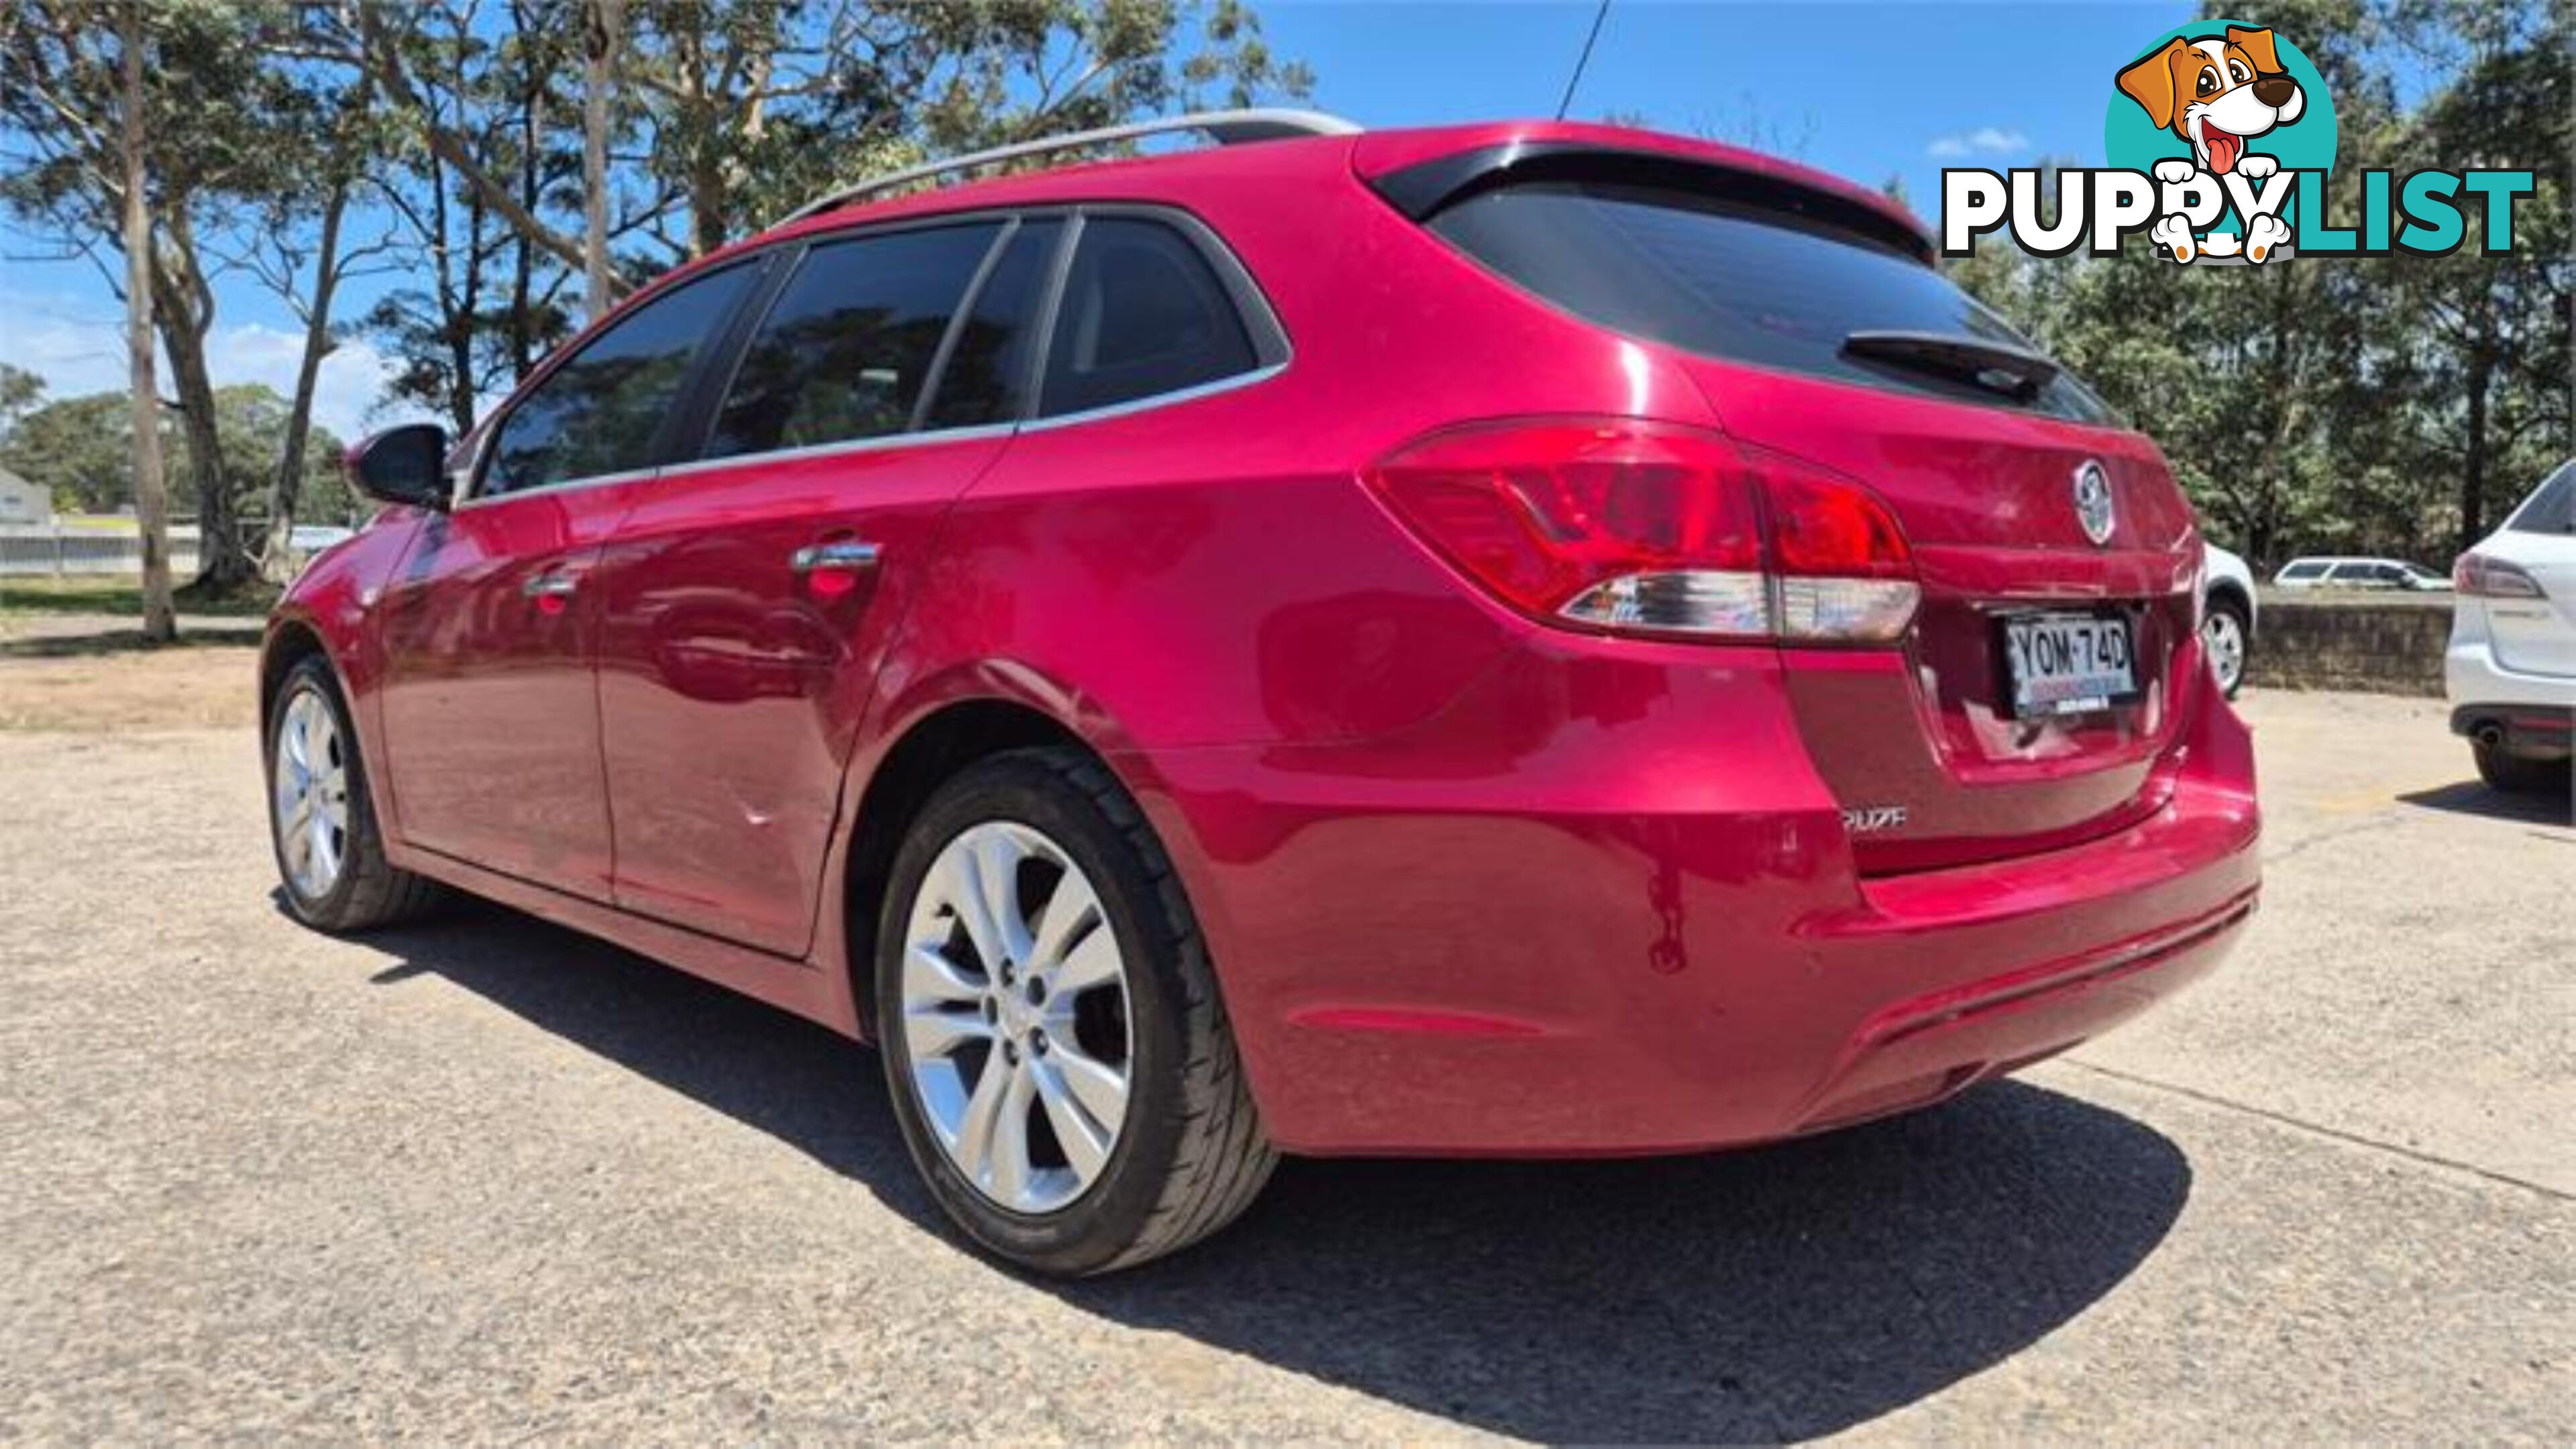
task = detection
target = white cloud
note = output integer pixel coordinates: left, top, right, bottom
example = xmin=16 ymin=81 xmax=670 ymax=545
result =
xmin=0 ymin=288 xmax=431 ymax=443
xmin=1928 ymin=127 xmax=2032 ymax=159
xmin=206 ymin=323 xmax=431 ymax=442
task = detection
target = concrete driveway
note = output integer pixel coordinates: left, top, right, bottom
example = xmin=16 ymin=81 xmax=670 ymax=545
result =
xmin=0 ymin=689 xmax=2567 ymax=1442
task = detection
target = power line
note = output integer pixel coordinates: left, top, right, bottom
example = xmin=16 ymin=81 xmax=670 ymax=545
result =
xmin=1554 ymin=0 xmax=1612 ymax=121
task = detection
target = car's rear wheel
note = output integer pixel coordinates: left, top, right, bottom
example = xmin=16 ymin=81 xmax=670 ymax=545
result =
xmin=2203 ymin=594 xmax=2251 ymax=698
xmin=2473 ymin=739 xmax=2573 ymax=796
xmin=875 ymin=747 xmax=1275 ymax=1275
xmin=266 ymin=655 xmax=441 ymax=931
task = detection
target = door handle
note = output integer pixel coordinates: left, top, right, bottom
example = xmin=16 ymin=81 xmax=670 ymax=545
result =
xmin=521 ymin=572 xmax=580 ymax=598
xmin=790 ymin=541 xmax=882 ymax=574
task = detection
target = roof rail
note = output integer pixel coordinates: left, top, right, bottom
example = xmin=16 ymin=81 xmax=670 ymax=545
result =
xmin=776 ymin=108 xmax=1364 ymax=225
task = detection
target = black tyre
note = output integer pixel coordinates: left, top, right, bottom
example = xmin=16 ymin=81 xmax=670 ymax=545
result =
xmin=875 ymin=747 xmax=1275 ymax=1275
xmin=266 ymin=655 xmax=442 ymax=931
xmin=2473 ymin=739 xmax=2573 ymax=796
xmin=2204 ymin=593 xmax=2252 ymax=699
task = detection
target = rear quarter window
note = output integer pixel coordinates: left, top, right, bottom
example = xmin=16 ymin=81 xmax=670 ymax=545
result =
xmin=2278 ymin=562 xmax=2328 ymax=580
xmin=2506 ymin=462 xmax=2575 ymax=534
xmin=1425 ymin=179 xmax=2114 ymax=425
xmin=1038 ymin=217 xmax=1262 ymax=418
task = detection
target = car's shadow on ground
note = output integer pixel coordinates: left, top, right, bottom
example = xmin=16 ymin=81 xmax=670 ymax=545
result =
xmin=2398 ymin=778 xmax=2575 ymax=827
xmin=340 ymin=896 xmax=2192 ymax=1442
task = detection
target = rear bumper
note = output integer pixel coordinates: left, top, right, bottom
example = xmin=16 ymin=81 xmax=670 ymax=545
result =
xmin=2447 ymin=639 xmax=2576 ymax=747
xmin=2448 ymin=701 xmax=2575 ymax=761
xmin=1127 ymin=637 xmax=2261 ymax=1157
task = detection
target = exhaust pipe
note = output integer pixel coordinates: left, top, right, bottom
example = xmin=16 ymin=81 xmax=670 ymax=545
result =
xmin=2473 ymin=721 xmax=2507 ymax=749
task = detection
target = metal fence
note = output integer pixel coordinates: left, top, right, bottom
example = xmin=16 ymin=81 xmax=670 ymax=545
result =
xmin=0 ymin=523 xmax=203 ymax=578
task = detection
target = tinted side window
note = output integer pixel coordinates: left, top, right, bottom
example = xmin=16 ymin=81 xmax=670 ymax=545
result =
xmin=2507 ymin=462 xmax=2575 ymax=534
xmin=707 ymin=223 xmax=1002 ymax=460
xmin=924 ymin=219 xmax=1063 ymax=429
xmin=2279 ymin=562 xmax=2328 ymax=580
xmin=487 ymin=264 xmax=753 ymax=495
xmin=1039 ymin=217 xmax=1258 ymax=418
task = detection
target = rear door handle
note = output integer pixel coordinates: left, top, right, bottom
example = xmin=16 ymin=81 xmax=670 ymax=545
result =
xmin=521 ymin=572 xmax=580 ymax=598
xmin=790 ymin=541 xmax=882 ymax=574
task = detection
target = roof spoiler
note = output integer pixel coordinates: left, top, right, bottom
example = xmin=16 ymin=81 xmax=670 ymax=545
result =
xmin=1366 ymin=140 xmax=1935 ymax=264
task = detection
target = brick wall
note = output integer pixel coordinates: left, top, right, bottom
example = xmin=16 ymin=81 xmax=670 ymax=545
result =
xmin=2243 ymin=592 xmax=2453 ymax=697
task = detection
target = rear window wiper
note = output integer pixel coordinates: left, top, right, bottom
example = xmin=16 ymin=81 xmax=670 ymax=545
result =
xmin=1841 ymin=330 xmax=2061 ymax=401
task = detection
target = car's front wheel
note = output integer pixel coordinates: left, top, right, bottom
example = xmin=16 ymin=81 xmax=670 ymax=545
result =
xmin=875 ymin=747 xmax=1275 ymax=1275
xmin=266 ymin=655 xmax=441 ymax=931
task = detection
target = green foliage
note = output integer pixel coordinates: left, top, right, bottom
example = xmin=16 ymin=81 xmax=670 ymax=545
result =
xmin=0 ymin=382 xmax=352 ymax=526
xmin=1953 ymin=0 xmax=2569 ymax=563
xmin=0 ymin=364 xmax=43 ymax=439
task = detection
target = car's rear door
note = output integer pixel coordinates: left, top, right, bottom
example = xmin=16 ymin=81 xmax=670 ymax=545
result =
xmin=591 ymin=215 xmax=1061 ymax=954
xmin=377 ymin=262 xmax=759 ymax=898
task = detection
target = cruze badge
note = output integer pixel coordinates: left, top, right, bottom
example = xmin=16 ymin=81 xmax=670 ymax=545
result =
xmin=2074 ymin=460 xmax=2116 ymax=546
xmin=1841 ymin=805 xmax=1910 ymax=835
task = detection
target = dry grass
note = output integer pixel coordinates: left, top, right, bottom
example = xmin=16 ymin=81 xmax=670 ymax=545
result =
xmin=0 ymin=589 xmax=264 ymax=732
xmin=0 ymin=642 xmax=261 ymax=732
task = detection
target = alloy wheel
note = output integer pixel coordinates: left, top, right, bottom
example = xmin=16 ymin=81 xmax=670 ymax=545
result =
xmin=272 ymin=689 xmax=350 ymax=900
xmin=899 ymin=820 xmax=1134 ymax=1215
xmin=2204 ymin=610 xmax=2247 ymax=694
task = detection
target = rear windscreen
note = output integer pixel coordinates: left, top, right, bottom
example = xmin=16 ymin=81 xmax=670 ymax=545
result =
xmin=1426 ymin=179 xmax=2114 ymax=425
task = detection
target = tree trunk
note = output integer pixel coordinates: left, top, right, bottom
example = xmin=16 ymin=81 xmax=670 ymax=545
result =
xmin=264 ymin=178 xmax=351 ymax=584
xmin=2459 ymin=336 xmax=2493 ymax=555
xmin=119 ymin=0 xmax=174 ymax=643
xmin=153 ymin=207 xmax=255 ymax=597
xmin=157 ymin=255 xmax=254 ymax=596
xmin=513 ymin=30 xmax=541 ymax=379
xmin=582 ymin=0 xmax=622 ymax=321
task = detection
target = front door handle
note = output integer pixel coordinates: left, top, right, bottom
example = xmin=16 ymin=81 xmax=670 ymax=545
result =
xmin=790 ymin=541 xmax=882 ymax=574
xmin=521 ymin=572 xmax=580 ymax=598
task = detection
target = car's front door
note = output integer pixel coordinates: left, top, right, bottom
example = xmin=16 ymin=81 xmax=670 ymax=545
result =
xmin=377 ymin=262 xmax=759 ymax=898
xmin=593 ymin=217 xmax=1060 ymax=953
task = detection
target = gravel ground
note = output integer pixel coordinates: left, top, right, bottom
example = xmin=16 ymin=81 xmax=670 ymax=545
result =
xmin=0 ymin=688 xmax=2567 ymax=1442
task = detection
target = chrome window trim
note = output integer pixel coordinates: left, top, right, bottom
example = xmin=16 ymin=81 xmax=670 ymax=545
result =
xmin=1018 ymin=360 xmax=1289 ymax=433
xmin=452 ymin=462 xmax=661 ymax=510
xmin=652 ymin=419 xmax=1022 ymax=484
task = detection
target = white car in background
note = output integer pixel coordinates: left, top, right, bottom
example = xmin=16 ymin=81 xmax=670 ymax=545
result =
xmin=2447 ymin=460 xmax=2576 ymax=794
xmin=2274 ymin=556 xmax=2453 ymax=590
xmin=2201 ymin=542 xmax=2257 ymax=698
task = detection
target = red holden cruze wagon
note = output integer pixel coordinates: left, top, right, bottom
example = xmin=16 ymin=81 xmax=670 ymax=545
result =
xmin=266 ymin=111 xmax=2261 ymax=1274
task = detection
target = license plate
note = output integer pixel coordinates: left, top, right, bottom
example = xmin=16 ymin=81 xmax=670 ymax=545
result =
xmin=1999 ymin=611 xmax=2139 ymax=718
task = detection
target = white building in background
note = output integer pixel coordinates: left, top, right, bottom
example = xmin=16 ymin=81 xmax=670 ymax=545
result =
xmin=0 ymin=466 xmax=50 ymax=525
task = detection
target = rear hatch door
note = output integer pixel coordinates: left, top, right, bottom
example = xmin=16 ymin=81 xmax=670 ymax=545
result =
xmin=1407 ymin=154 xmax=2203 ymax=871
xmin=2483 ymin=463 xmax=2576 ymax=678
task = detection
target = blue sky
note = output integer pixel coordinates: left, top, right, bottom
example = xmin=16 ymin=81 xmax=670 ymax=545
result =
xmin=0 ymin=1 xmax=2190 ymax=440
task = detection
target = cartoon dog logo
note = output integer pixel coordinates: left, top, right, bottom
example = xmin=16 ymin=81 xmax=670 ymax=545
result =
xmin=2118 ymin=25 xmax=2308 ymax=262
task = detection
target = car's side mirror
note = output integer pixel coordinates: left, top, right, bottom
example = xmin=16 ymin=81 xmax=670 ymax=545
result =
xmin=344 ymin=424 xmax=453 ymax=510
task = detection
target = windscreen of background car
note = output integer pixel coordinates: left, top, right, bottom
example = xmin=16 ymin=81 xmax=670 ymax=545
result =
xmin=708 ymin=223 xmax=1003 ymax=458
xmin=1426 ymin=178 xmax=2116 ymax=425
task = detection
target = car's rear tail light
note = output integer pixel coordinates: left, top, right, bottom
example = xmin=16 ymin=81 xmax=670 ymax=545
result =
xmin=1364 ymin=419 xmax=1917 ymax=643
xmin=2455 ymin=552 xmax=2545 ymax=598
